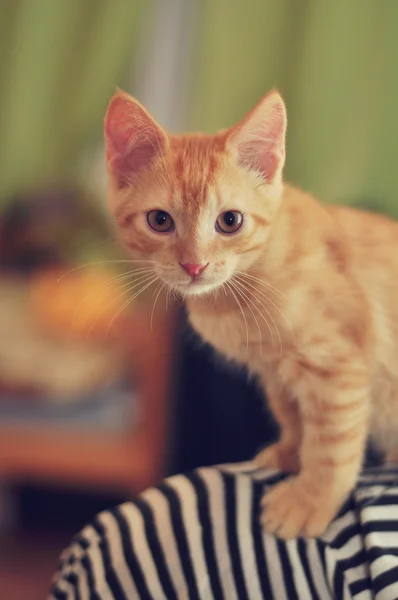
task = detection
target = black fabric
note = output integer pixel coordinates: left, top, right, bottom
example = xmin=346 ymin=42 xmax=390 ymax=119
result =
xmin=171 ymin=311 xmax=278 ymax=473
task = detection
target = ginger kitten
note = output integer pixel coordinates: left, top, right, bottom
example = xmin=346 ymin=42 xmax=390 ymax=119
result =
xmin=104 ymin=89 xmax=398 ymax=539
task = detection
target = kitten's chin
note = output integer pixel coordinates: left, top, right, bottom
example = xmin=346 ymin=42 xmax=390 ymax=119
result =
xmin=171 ymin=281 xmax=221 ymax=297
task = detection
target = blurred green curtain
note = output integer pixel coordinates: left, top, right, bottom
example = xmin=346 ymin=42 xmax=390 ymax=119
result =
xmin=0 ymin=0 xmax=149 ymax=204
xmin=190 ymin=0 xmax=398 ymax=215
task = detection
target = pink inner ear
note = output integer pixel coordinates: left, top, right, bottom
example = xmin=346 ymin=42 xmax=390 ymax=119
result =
xmin=228 ymin=91 xmax=287 ymax=182
xmin=237 ymin=138 xmax=280 ymax=182
xmin=104 ymin=94 xmax=166 ymax=183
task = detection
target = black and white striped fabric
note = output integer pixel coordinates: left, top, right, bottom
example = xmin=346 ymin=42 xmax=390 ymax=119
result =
xmin=49 ymin=462 xmax=398 ymax=599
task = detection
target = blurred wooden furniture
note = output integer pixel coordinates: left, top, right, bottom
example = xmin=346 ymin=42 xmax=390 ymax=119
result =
xmin=0 ymin=305 xmax=178 ymax=497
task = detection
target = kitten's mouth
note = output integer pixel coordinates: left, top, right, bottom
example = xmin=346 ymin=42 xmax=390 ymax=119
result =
xmin=160 ymin=269 xmax=230 ymax=297
xmin=171 ymin=278 xmax=220 ymax=296
xmin=188 ymin=277 xmax=204 ymax=287
xmin=155 ymin=270 xmax=215 ymax=296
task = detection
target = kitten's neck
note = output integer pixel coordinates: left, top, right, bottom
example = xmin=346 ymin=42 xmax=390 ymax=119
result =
xmin=258 ymin=183 xmax=330 ymax=274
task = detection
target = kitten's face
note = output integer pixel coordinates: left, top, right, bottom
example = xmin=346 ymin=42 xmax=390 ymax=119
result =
xmin=105 ymin=91 xmax=287 ymax=297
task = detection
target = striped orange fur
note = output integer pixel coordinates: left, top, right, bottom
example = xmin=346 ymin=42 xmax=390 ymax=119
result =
xmin=105 ymin=89 xmax=398 ymax=539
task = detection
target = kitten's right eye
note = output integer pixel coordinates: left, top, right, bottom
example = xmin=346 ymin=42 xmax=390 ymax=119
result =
xmin=147 ymin=210 xmax=174 ymax=233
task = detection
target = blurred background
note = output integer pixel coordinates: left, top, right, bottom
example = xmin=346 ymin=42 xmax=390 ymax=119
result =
xmin=0 ymin=1 xmax=397 ymax=598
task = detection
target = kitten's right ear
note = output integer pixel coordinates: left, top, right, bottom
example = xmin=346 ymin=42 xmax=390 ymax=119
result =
xmin=104 ymin=90 xmax=167 ymax=185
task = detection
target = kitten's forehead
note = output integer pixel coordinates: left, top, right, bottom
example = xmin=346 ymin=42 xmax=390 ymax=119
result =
xmin=168 ymin=134 xmax=225 ymax=212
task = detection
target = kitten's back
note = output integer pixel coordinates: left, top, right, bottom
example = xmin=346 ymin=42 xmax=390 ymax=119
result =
xmin=329 ymin=204 xmax=398 ymax=300
xmin=330 ymin=203 xmax=398 ymax=383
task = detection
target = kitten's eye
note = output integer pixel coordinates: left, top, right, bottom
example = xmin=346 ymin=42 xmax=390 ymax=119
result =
xmin=147 ymin=210 xmax=174 ymax=233
xmin=216 ymin=211 xmax=243 ymax=234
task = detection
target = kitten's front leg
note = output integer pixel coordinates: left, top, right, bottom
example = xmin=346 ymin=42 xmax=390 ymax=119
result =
xmin=254 ymin=377 xmax=301 ymax=473
xmin=260 ymin=362 xmax=370 ymax=539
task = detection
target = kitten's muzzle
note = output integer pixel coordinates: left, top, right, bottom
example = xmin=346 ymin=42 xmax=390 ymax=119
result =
xmin=179 ymin=262 xmax=209 ymax=279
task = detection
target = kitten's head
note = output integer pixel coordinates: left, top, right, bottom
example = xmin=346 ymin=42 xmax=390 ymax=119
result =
xmin=104 ymin=89 xmax=287 ymax=296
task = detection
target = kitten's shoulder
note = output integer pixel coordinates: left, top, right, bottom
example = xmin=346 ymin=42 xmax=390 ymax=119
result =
xmin=282 ymin=184 xmax=398 ymax=237
xmin=327 ymin=203 xmax=398 ymax=243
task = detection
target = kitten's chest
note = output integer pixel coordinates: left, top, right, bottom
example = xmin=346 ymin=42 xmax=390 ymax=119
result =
xmin=187 ymin=303 xmax=270 ymax=366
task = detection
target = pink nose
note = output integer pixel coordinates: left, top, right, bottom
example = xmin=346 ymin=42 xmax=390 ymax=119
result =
xmin=180 ymin=263 xmax=208 ymax=278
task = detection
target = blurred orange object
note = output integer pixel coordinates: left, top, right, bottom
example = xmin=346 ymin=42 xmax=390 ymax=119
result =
xmin=29 ymin=267 xmax=134 ymax=343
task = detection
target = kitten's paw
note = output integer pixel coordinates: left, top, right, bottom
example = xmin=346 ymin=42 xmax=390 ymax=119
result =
xmin=260 ymin=477 xmax=338 ymax=539
xmin=254 ymin=442 xmax=299 ymax=473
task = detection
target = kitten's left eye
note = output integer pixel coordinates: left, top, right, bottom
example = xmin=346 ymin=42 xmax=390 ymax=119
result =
xmin=216 ymin=210 xmax=243 ymax=234
xmin=147 ymin=210 xmax=174 ymax=233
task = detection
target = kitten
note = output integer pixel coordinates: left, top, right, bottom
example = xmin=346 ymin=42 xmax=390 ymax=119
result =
xmin=104 ymin=89 xmax=398 ymax=539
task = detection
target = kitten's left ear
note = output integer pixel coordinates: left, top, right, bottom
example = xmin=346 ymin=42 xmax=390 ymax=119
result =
xmin=226 ymin=90 xmax=287 ymax=184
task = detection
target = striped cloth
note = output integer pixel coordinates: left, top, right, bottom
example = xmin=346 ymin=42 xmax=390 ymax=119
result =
xmin=49 ymin=462 xmax=398 ymax=599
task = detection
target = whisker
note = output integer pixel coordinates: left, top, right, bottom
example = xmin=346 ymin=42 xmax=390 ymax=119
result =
xmin=71 ymin=268 xmax=155 ymax=329
xmin=225 ymin=281 xmax=249 ymax=354
xmin=243 ymin=272 xmax=302 ymax=332
xmin=235 ymin=274 xmax=295 ymax=341
xmin=233 ymin=277 xmax=275 ymax=347
xmin=150 ymin=282 xmax=166 ymax=330
xmin=89 ymin=269 xmax=156 ymax=296
xmin=229 ymin=279 xmax=263 ymax=350
xmin=235 ymin=271 xmax=288 ymax=301
xmin=231 ymin=280 xmax=267 ymax=340
xmin=171 ymin=288 xmax=179 ymax=304
xmin=57 ymin=259 xmax=156 ymax=282
xmin=233 ymin=276 xmax=283 ymax=356
xmin=84 ymin=273 xmax=157 ymax=339
xmin=238 ymin=273 xmax=300 ymax=329
xmin=94 ymin=271 xmax=157 ymax=303
xmin=106 ymin=275 xmax=159 ymax=335
xmin=109 ymin=267 xmax=155 ymax=284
